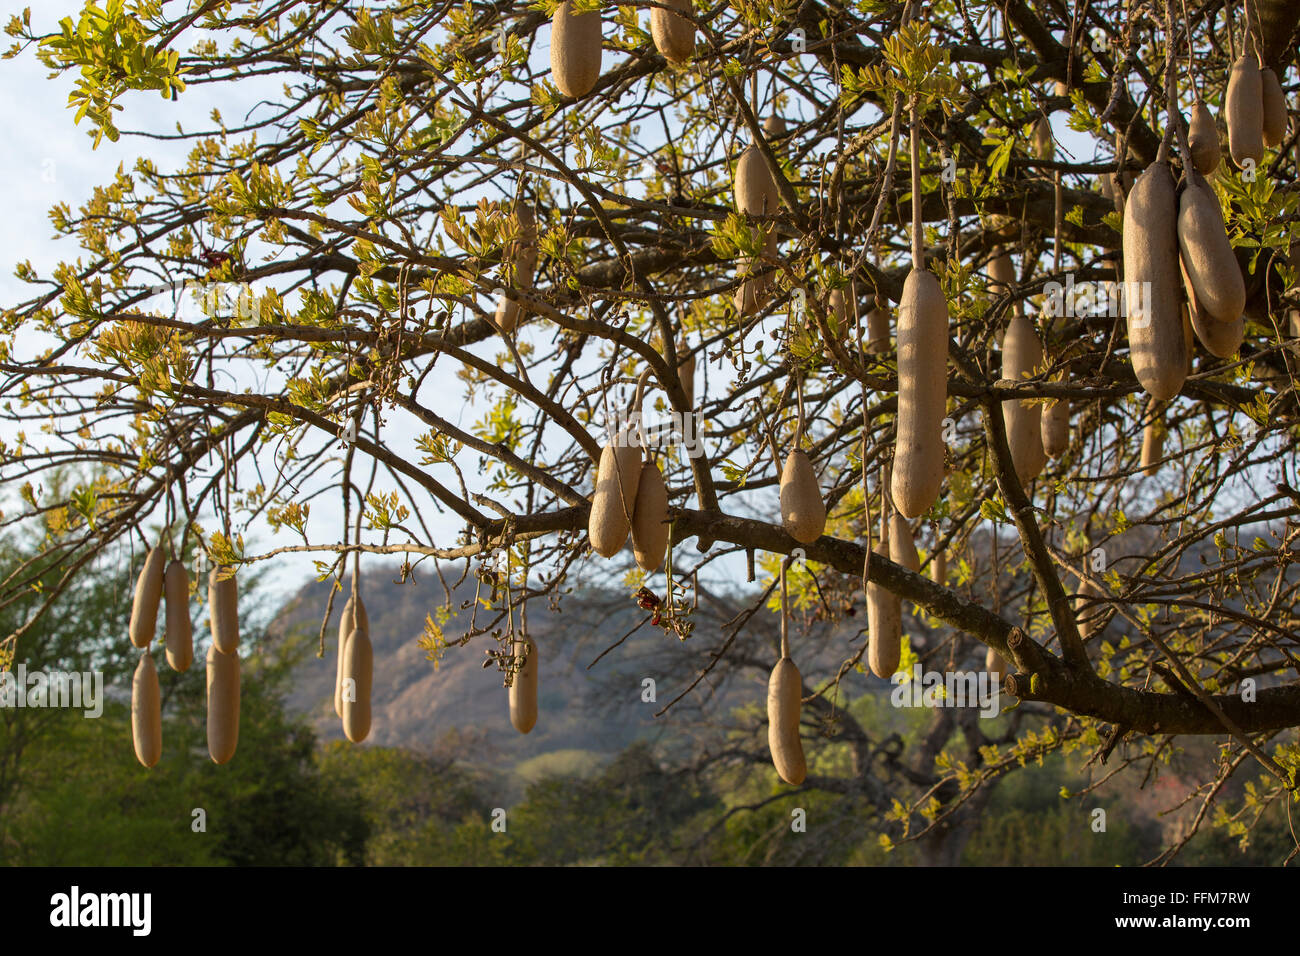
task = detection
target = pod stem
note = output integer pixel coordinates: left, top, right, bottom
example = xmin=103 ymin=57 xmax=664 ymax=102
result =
xmin=779 ymin=559 xmax=789 ymax=659
xmin=794 ymin=373 xmax=806 ymax=446
xmin=909 ymin=93 xmax=923 ymax=270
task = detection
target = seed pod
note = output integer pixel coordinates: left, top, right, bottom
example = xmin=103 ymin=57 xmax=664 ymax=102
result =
xmin=988 ymin=252 xmax=1015 ymax=298
xmin=1140 ymin=414 xmax=1164 ymax=477
xmin=1225 ymin=56 xmax=1264 ymax=168
xmin=931 ymin=548 xmax=947 ymax=586
xmin=1177 ymin=171 xmax=1245 ymax=324
xmin=589 ymin=435 xmax=642 ymax=557
xmin=734 ymin=277 xmax=762 ymax=316
xmin=1001 ymin=311 xmax=1047 ymax=486
xmin=206 ymin=644 xmax=240 ymax=765
xmin=889 ymin=514 xmax=920 ymax=573
xmin=763 ymin=115 xmax=787 ymax=139
xmin=677 ymin=349 xmax=696 ymax=410
xmin=1122 ymin=162 xmax=1186 ymax=400
xmin=630 ymin=460 xmax=670 ymax=572
xmin=1075 ymin=576 xmax=1105 ymax=640
xmin=780 ymin=449 xmax=826 ymax=545
xmin=1188 ymin=99 xmax=1221 ymax=174
xmin=1041 ymin=398 xmax=1071 ymax=458
xmin=1261 ymin=67 xmax=1287 ymax=148
xmin=828 ymin=287 xmax=847 ymax=339
xmin=766 ymin=657 xmax=806 ymax=785
xmin=866 ymin=303 xmax=891 ymax=353
xmin=208 ymin=566 xmax=239 ymax=654
xmin=867 ymin=541 xmax=902 ymax=679
xmin=342 ymin=605 xmax=373 ymax=743
xmin=1289 ymin=308 xmax=1300 ymax=339
xmin=550 ymin=2 xmax=602 ymax=99
xmin=985 ymin=644 xmax=1008 ymax=681
xmin=734 ymin=146 xmax=779 ymax=217
xmin=650 ymin=0 xmax=694 ymax=65
xmin=493 ymin=206 xmax=537 ymax=336
xmin=891 ymin=268 xmax=949 ymax=518
xmin=509 ymin=634 xmax=539 ymax=735
xmin=334 ymin=595 xmax=369 ymax=719
xmin=163 ymin=559 xmax=192 ymax=673
xmin=1031 ymin=116 xmax=1053 ymax=160
xmin=129 ymin=545 xmax=166 ymax=649
xmin=131 ymin=652 xmax=162 ymax=769
xmin=1179 ymin=256 xmax=1243 ymax=358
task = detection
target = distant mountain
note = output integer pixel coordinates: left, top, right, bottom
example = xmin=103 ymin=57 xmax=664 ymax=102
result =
xmin=268 ymin=565 xmax=767 ymax=795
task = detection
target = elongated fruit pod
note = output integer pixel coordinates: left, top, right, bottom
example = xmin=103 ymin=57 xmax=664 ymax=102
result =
xmin=1261 ymin=68 xmax=1286 ymax=148
xmin=766 ymin=657 xmax=806 ymax=785
xmin=1225 ymin=56 xmax=1264 ymax=168
xmin=734 ymin=145 xmax=779 ymax=217
xmin=589 ymin=435 xmax=642 ymax=557
xmin=334 ymin=595 xmax=369 ymax=719
xmin=764 ymin=115 xmax=787 ymax=139
xmin=550 ymin=1 xmax=602 ymax=98
xmin=891 ymin=268 xmax=948 ymax=518
xmin=509 ymin=634 xmax=539 ymax=735
xmin=208 ymin=566 xmax=239 ymax=654
xmin=1140 ymin=415 xmax=1164 ymax=477
xmin=129 ymin=545 xmax=166 ymax=649
xmin=678 ymin=349 xmax=696 ymax=410
xmin=163 ymin=559 xmax=193 ymax=672
xmin=987 ymin=252 xmax=1015 ymax=297
xmin=1188 ymin=100 xmax=1221 ymax=174
xmin=206 ymin=644 xmax=240 ymax=765
xmin=779 ymin=449 xmax=826 ymax=544
xmin=1122 ymin=162 xmax=1186 ymax=400
xmin=631 ymin=460 xmax=670 ymax=572
xmin=889 ymin=514 xmax=919 ymax=573
xmin=132 ymin=652 xmax=162 ymax=769
xmin=1179 ymin=256 xmax=1243 ymax=358
xmin=1001 ymin=312 xmax=1047 ymax=485
xmin=650 ymin=0 xmax=694 ymax=65
xmin=866 ymin=304 xmax=890 ymax=353
xmin=341 ymin=606 xmax=373 ymax=743
xmin=931 ymin=548 xmax=947 ymax=586
xmin=1031 ymin=116 xmax=1052 ymax=160
xmin=827 ymin=287 xmax=847 ymax=339
xmin=1177 ymin=172 xmax=1245 ymax=324
xmin=985 ymin=644 xmax=1008 ymax=682
xmin=1041 ymin=398 xmax=1071 ymax=458
xmin=734 ymin=276 xmax=762 ymax=316
xmin=493 ymin=206 xmax=537 ymax=335
xmin=867 ymin=542 xmax=902 ymax=679
xmin=1075 ymin=576 xmax=1105 ymax=640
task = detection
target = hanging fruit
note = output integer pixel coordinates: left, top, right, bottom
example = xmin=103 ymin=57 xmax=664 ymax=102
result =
xmin=129 ymin=543 xmax=166 ymax=649
xmin=1225 ymin=55 xmax=1264 ymax=167
xmin=550 ymin=2 xmax=603 ymax=98
xmin=206 ymin=644 xmax=240 ymax=765
xmin=649 ymin=0 xmax=694 ymax=66
xmin=163 ymin=558 xmax=193 ymax=672
xmin=131 ymin=651 xmax=161 ymax=769
xmin=208 ymin=566 xmax=240 ymax=654
xmin=492 ymin=203 xmax=537 ymax=337
xmin=1177 ymin=170 xmax=1245 ymax=325
xmin=1188 ymin=100 xmax=1221 ymax=174
xmin=630 ymin=458 xmax=670 ymax=572
xmin=509 ymin=634 xmax=539 ymax=734
xmin=1002 ymin=311 xmax=1047 ymax=486
xmin=1122 ymin=161 xmax=1186 ymax=400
